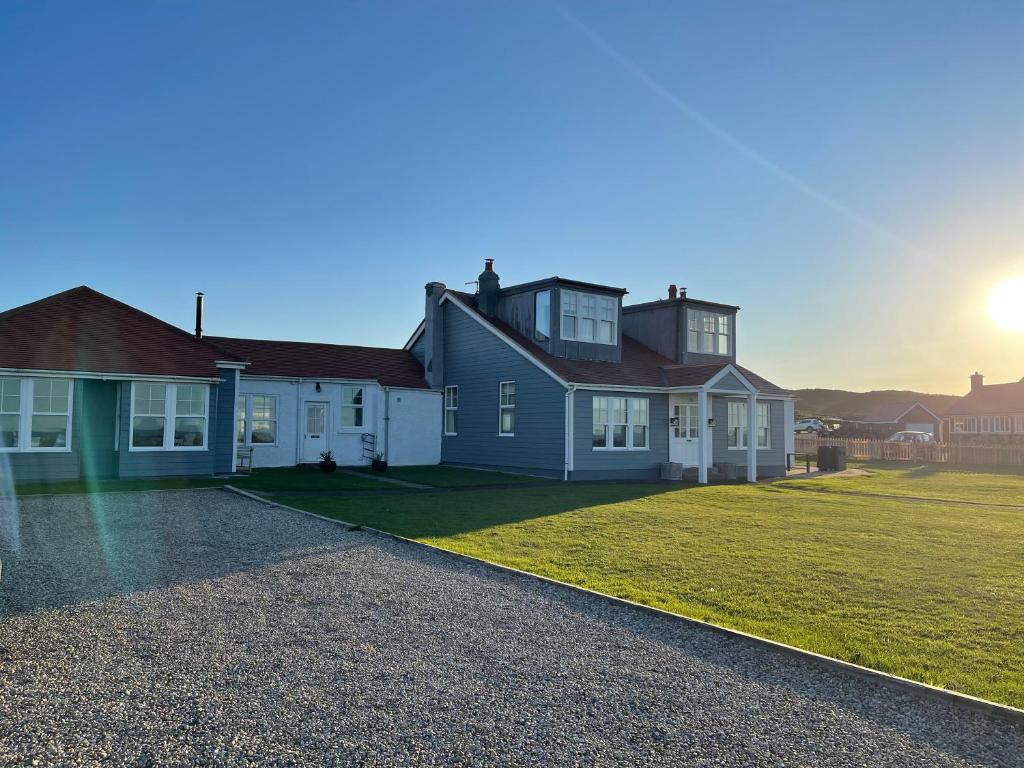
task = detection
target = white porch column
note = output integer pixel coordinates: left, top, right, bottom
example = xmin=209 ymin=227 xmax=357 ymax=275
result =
xmin=697 ymin=389 xmax=709 ymax=484
xmin=746 ymin=393 xmax=758 ymax=482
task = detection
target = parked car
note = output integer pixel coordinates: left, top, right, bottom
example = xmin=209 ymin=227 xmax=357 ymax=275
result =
xmin=885 ymin=431 xmax=935 ymax=444
xmin=794 ymin=418 xmax=829 ymax=434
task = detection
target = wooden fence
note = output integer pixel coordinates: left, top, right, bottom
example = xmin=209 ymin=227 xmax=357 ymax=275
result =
xmin=794 ymin=436 xmax=1024 ymax=468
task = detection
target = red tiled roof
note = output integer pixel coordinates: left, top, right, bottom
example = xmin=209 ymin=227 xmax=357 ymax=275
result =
xmin=446 ymin=291 xmax=789 ymax=395
xmin=207 ymin=336 xmax=430 ymax=389
xmin=0 ymin=286 xmax=241 ymax=378
xmin=944 ymin=381 xmax=1024 ymax=416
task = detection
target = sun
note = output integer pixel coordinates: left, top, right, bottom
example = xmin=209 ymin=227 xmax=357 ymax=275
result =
xmin=988 ymin=277 xmax=1024 ymax=332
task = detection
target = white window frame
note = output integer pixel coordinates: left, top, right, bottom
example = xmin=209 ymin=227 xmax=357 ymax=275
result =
xmin=992 ymin=416 xmax=1012 ymax=434
xmin=498 ymin=381 xmax=516 ymax=437
xmin=534 ymin=290 xmax=551 ymax=342
xmin=129 ymin=382 xmax=209 ymax=452
xmin=728 ymin=400 xmax=771 ymax=450
xmin=340 ymin=386 xmax=365 ymax=431
xmin=687 ymin=309 xmax=733 ymax=356
xmin=444 ymin=385 xmax=458 ymax=436
xmin=0 ymin=377 xmax=75 ymax=453
xmin=591 ymin=396 xmax=650 ymax=451
xmin=237 ymin=393 xmax=280 ymax=447
xmin=560 ymin=290 xmax=617 ymax=346
xmin=1016 ymin=415 xmax=1024 ymax=434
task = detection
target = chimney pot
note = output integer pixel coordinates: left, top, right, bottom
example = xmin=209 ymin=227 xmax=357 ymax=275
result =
xmin=194 ymin=292 xmax=204 ymax=339
xmin=667 ymin=284 xmax=678 ymax=300
xmin=484 ymin=258 xmax=494 ymax=273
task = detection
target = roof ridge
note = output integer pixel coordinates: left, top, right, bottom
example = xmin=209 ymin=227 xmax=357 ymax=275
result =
xmin=0 ymin=285 xmax=91 ymax=322
xmin=209 ymin=335 xmax=409 ymax=353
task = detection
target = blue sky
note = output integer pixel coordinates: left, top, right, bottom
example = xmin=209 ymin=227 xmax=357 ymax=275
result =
xmin=2 ymin=1 xmax=1022 ymax=393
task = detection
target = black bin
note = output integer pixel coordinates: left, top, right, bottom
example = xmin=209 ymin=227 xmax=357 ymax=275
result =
xmin=817 ymin=445 xmax=847 ymax=472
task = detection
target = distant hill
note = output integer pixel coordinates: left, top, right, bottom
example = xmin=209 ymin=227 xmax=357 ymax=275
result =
xmin=793 ymin=389 xmax=961 ymax=419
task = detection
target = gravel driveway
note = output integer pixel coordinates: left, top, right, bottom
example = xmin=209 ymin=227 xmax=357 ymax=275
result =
xmin=0 ymin=489 xmax=1020 ymax=767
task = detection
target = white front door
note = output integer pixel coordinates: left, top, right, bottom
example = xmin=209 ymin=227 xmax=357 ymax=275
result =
xmin=669 ymin=395 xmax=700 ymax=466
xmin=302 ymin=401 xmax=329 ymax=462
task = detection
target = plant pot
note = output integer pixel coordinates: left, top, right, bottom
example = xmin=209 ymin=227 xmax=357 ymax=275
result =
xmin=371 ymin=459 xmax=388 ymax=473
xmin=319 ymin=460 xmax=337 ymax=473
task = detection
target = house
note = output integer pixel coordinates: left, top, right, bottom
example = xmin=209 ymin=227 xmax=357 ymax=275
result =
xmin=405 ymin=261 xmax=794 ymax=482
xmin=836 ymin=401 xmax=943 ymax=439
xmin=0 ymin=286 xmax=437 ymax=484
xmin=205 ymin=337 xmax=439 ymax=468
xmin=942 ymin=372 xmax=1024 ymax=445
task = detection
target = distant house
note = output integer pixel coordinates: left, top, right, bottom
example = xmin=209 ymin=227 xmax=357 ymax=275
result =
xmin=406 ymin=260 xmax=794 ymax=482
xmin=0 ymin=287 xmax=437 ymax=484
xmin=838 ymin=401 xmax=943 ymax=440
xmin=942 ymin=372 xmax=1024 ymax=445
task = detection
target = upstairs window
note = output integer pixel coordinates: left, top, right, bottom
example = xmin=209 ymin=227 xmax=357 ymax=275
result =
xmin=341 ymin=386 xmax=364 ymax=428
xmin=687 ymin=309 xmax=732 ymax=355
xmin=561 ymin=290 xmax=617 ymax=345
xmin=444 ymin=386 xmax=458 ymax=435
xmin=534 ymin=290 xmax=551 ymax=341
xmin=499 ymin=381 xmax=516 ymax=435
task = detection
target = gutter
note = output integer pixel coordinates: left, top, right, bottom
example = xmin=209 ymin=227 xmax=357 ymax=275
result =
xmin=564 ymin=385 xmax=576 ymax=481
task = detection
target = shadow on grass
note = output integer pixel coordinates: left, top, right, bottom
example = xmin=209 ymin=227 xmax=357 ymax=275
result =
xmin=279 ymin=481 xmax=708 ymax=539
xmin=858 ymin=460 xmax=1024 ymax=479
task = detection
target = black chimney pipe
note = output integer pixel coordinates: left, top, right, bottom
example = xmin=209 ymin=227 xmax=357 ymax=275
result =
xmin=195 ymin=292 xmax=204 ymax=339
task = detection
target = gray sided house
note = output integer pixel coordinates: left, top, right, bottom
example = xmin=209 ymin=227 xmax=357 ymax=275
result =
xmin=407 ymin=261 xmax=794 ymax=482
xmin=0 ymin=287 xmax=243 ymax=484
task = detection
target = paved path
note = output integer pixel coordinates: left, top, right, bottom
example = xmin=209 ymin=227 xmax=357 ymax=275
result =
xmin=0 ymin=490 xmax=1020 ymax=766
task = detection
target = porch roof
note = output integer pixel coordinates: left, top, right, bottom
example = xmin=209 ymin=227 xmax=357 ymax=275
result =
xmin=0 ymin=286 xmax=242 ymax=378
xmin=447 ymin=290 xmax=789 ymax=395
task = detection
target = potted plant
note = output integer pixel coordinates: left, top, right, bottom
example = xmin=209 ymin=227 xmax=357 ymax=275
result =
xmin=371 ymin=452 xmax=388 ymax=473
xmin=319 ymin=449 xmax=337 ymax=473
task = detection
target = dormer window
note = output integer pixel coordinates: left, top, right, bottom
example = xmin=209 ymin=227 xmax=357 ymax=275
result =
xmin=687 ymin=309 xmax=732 ymax=356
xmin=561 ymin=290 xmax=617 ymax=345
xmin=534 ymin=290 xmax=551 ymax=341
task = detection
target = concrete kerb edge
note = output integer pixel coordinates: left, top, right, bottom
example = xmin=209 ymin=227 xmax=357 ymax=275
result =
xmin=221 ymin=485 xmax=1024 ymax=727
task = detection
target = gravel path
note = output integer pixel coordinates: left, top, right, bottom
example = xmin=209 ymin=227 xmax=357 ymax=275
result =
xmin=0 ymin=489 xmax=1020 ymax=767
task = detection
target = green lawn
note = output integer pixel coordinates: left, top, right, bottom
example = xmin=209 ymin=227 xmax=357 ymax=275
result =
xmin=776 ymin=461 xmax=1024 ymax=506
xmin=350 ymin=464 xmax=549 ymax=487
xmin=277 ymin=480 xmax=1024 ymax=707
xmin=12 ymin=476 xmax=229 ymax=496
xmin=232 ymin=467 xmax=393 ymax=493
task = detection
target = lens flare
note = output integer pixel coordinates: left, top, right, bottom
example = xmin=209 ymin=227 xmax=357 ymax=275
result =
xmin=988 ymin=277 xmax=1024 ymax=332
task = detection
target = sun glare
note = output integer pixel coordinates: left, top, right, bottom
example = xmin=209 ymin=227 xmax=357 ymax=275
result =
xmin=988 ymin=277 xmax=1024 ymax=332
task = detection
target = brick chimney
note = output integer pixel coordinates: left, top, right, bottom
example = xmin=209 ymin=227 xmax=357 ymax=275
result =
xmin=423 ymin=282 xmax=446 ymax=387
xmin=667 ymin=284 xmax=678 ymax=300
xmin=970 ymin=372 xmax=984 ymax=393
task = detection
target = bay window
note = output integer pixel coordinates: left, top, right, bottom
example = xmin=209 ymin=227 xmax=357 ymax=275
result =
xmin=499 ymin=381 xmax=515 ymax=436
xmin=687 ymin=309 xmax=732 ymax=355
xmin=561 ymin=290 xmax=617 ymax=345
xmin=237 ymin=394 xmax=278 ymax=446
xmin=0 ymin=377 xmax=74 ymax=452
xmin=727 ymin=401 xmax=771 ymax=449
xmin=592 ymin=396 xmax=649 ymax=450
xmin=341 ymin=386 xmax=364 ymax=428
xmin=130 ymin=382 xmax=208 ymax=450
